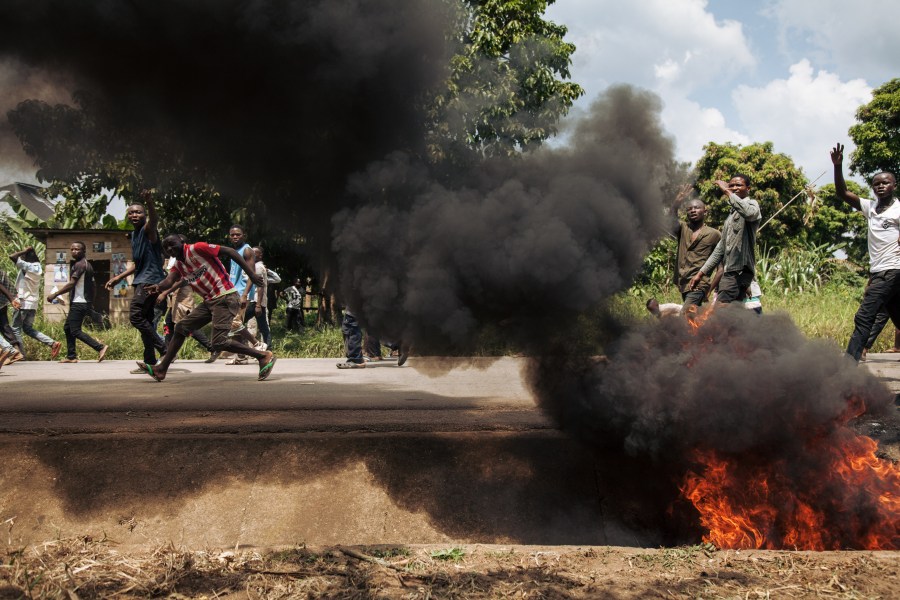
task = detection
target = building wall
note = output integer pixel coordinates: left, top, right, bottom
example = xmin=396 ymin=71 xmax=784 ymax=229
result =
xmin=43 ymin=232 xmax=133 ymax=325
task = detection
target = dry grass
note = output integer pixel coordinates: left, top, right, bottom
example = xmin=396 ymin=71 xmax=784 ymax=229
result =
xmin=2 ymin=538 xmax=898 ymax=599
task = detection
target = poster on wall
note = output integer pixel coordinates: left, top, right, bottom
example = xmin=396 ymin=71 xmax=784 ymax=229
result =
xmin=55 ymin=251 xmax=66 ymax=263
xmin=92 ymin=241 xmax=113 ymax=253
xmin=53 ymin=263 xmax=69 ymax=282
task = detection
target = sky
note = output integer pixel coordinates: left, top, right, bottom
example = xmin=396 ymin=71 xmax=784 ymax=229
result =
xmin=545 ymin=0 xmax=897 ymax=187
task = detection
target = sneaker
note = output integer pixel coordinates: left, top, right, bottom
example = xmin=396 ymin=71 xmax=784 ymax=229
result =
xmin=227 ymin=356 xmax=249 ymax=365
xmin=59 ymin=357 xmax=79 ymax=363
xmin=204 ymin=351 xmax=222 ymax=364
xmin=363 ymin=354 xmax=383 ymax=362
xmin=336 ymin=361 xmax=366 ymax=369
xmin=130 ymin=367 xmax=147 ymax=374
xmin=254 ymin=341 xmax=268 ymax=352
xmin=49 ymin=341 xmax=62 ymax=359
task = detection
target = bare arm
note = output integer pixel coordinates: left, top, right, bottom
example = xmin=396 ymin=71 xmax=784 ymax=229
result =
xmin=8 ymin=246 xmax=31 ymax=263
xmin=106 ymin=264 xmax=136 ymax=289
xmin=219 ymin=246 xmax=264 ymax=288
xmin=831 ymin=143 xmax=861 ymax=211
xmin=141 ymin=189 xmax=160 ymax=244
xmin=145 ymin=270 xmax=181 ymax=296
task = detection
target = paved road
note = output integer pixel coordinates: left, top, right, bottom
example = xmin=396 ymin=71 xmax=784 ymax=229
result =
xmin=0 ymin=357 xmax=551 ymax=434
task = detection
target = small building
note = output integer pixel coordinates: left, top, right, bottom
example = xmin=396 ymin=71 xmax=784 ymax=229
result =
xmin=26 ymin=228 xmax=134 ymax=325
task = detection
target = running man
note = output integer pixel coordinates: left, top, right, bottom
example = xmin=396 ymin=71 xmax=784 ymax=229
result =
xmin=106 ymin=190 xmax=167 ymax=371
xmin=139 ymin=234 xmax=276 ymax=381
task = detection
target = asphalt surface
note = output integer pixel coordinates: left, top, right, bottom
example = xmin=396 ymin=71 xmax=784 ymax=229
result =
xmin=0 ymin=357 xmax=550 ymax=434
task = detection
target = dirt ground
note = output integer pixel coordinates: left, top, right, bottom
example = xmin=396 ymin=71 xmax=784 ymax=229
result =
xmin=1 ymin=539 xmax=899 ymax=599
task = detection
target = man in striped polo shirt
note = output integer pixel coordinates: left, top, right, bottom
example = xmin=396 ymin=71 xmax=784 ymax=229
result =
xmin=140 ymin=234 xmax=276 ymax=381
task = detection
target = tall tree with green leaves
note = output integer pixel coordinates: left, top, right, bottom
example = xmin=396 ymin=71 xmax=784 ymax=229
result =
xmin=848 ymin=78 xmax=900 ymax=180
xmin=426 ymin=0 xmax=583 ymax=163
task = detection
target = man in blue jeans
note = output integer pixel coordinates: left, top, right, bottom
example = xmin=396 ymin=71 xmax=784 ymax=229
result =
xmin=9 ymin=246 xmax=61 ymax=359
xmin=832 ymin=143 xmax=900 ymax=362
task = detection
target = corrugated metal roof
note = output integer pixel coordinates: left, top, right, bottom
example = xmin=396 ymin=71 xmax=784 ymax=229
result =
xmin=0 ymin=182 xmax=56 ymax=221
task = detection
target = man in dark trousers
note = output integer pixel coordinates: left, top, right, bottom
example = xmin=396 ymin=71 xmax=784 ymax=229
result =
xmin=47 ymin=242 xmax=109 ymax=362
xmin=831 ymin=142 xmax=900 ymax=362
xmin=139 ymin=234 xmax=276 ymax=381
xmin=689 ymin=175 xmax=761 ymax=303
xmin=106 ymin=189 xmax=167 ymax=371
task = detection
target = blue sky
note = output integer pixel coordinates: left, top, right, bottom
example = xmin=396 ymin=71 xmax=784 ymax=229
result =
xmin=545 ymin=0 xmax=898 ymax=187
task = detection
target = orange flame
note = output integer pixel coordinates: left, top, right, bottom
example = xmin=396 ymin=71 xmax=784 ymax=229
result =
xmin=681 ymin=436 xmax=900 ymax=550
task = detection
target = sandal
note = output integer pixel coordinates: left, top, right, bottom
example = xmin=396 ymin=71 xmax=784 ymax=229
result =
xmin=258 ymin=355 xmax=277 ymax=381
xmin=336 ymin=361 xmax=365 ymax=369
xmin=139 ymin=361 xmax=165 ymax=382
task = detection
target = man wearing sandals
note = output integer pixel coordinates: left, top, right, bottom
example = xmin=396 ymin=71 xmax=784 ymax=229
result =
xmin=47 ymin=242 xmax=109 ymax=363
xmin=138 ymin=234 xmax=276 ymax=381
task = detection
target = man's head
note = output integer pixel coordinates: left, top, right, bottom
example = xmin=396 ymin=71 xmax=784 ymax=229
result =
xmin=229 ymin=224 xmax=246 ymax=247
xmin=293 ymin=278 xmax=303 ymax=287
xmin=23 ymin=247 xmax=39 ymax=262
xmin=872 ymin=172 xmax=897 ymax=201
xmin=127 ymin=203 xmax=147 ymax=227
xmin=253 ymin=246 xmax=264 ymax=261
xmin=162 ymin=234 xmax=186 ymax=259
xmin=69 ymin=241 xmax=86 ymax=261
xmin=728 ymin=174 xmax=751 ymax=198
xmin=684 ymin=198 xmax=706 ymax=224
xmin=646 ymin=298 xmax=660 ymax=317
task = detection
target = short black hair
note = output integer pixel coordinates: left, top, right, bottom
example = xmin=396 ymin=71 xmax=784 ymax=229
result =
xmin=873 ymin=171 xmax=897 ymax=184
xmin=72 ymin=241 xmax=86 ymax=252
xmin=128 ymin=202 xmax=146 ymax=211
xmin=732 ymin=173 xmax=751 ymax=187
xmin=229 ymin=224 xmax=245 ymax=233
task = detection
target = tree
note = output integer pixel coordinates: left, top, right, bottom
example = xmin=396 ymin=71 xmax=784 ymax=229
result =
xmin=693 ymin=142 xmax=812 ymax=251
xmin=848 ymin=78 xmax=900 ymax=180
xmin=425 ymin=0 xmax=583 ymax=163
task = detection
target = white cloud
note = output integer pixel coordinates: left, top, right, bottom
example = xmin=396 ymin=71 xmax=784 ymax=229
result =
xmin=659 ymin=94 xmax=750 ymax=164
xmin=546 ymin=0 xmax=755 ymax=94
xmin=733 ymin=59 xmax=872 ymax=180
xmin=766 ymin=0 xmax=900 ymax=84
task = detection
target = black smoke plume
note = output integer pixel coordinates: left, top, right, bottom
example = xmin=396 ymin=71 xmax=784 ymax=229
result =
xmin=0 ymin=0 xmax=450 ymax=248
xmin=334 ymin=85 xmax=674 ymax=352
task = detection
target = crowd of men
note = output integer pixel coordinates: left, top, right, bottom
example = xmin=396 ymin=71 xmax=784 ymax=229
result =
xmin=1 ymin=142 xmax=898 ymax=373
xmin=655 ymin=143 xmax=900 ymax=365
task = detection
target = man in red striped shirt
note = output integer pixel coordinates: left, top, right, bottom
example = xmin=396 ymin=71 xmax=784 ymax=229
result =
xmin=140 ymin=234 xmax=277 ymax=381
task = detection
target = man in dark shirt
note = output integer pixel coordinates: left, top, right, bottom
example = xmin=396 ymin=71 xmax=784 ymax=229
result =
xmin=47 ymin=242 xmax=108 ymax=362
xmin=671 ymin=189 xmax=721 ymax=309
xmin=106 ymin=189 xmax=167 ymax=369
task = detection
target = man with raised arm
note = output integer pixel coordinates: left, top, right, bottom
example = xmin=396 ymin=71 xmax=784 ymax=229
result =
xmin=689 ymin=175 xmax=761 ymax=304
xmin=831 ymin=142 xmax=900 ymax=362
xmin=105 ymin=189 xmax=167 ymax=371
xmin=138 ymin=234 xmax=276 ymax=381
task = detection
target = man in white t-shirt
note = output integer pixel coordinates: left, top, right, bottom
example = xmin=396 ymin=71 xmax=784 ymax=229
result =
xmin=831 ymin=143 xmax=900 ymax=361
xmin=9 ymin=246 xmax=61 ymax=359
